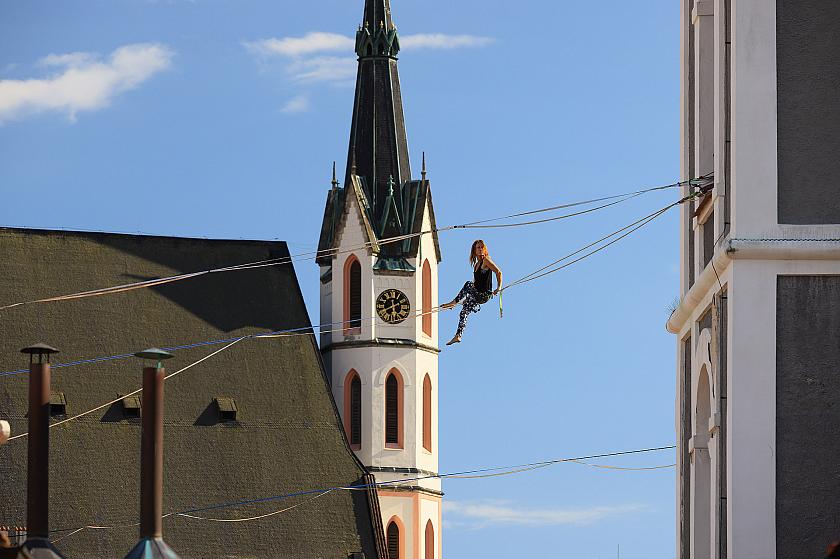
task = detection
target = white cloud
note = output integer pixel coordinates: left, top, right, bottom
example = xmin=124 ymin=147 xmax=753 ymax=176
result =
xmin=245 ymin=32 xmax=354 ymax=58
xmin=244 ymin=31 xmax=492 ymax=92
xmin=286 ymin=56 xmax=357 ymax=84
xmin=444 ymin=500 xmax=646 ymax=528
xmin=400 ymin=34 xmax=494 ymax=50
xmin=280 ymin=95 xmax=311 ymax=114
xmin=0 ymin=43 xmax=173 ymax=123
xmin=38 ymin=52 xmax=98 ymax=68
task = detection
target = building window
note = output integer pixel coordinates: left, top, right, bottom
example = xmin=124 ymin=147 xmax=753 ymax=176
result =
xmin=344 ymin=255 xmax=362 ymax=334
xmin=50 ymin=392 xmax=67 ymax=417
xmin=214 ymin=397 xmax=238 ymax=423
xmin=121 ymin=394 xmax=141 ymax=419
xmin=422 ymin=374 xmax=432 ymax=452
xmin=385 ymin=369 xmax=403 ymax=448
xmin=422 ymin=259 xmax=432 ymax=336
xmin=387 ymin=519 xmax=402 ymax=559
xmin=344 ymin=370 xmax=362 ymax=450
xmin=425 ymin=520 xmax=435 ymax=559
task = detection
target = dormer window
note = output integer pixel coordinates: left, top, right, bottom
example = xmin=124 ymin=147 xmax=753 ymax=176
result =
xmin=50 ymin=392 xmax=66 ymax=417
xmin=214 ymin=397 xmax=238 ymax=422
xmin=121 ymin=394 xmax=141 ymax=418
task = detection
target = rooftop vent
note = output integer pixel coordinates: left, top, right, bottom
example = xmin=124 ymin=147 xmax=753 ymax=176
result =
xmin=122 ymin=394 xmax=141 ymax=418
xmin=214 ymin=397 xmax=238 ymax=423
xmin=49 ymin=392 xmax=66 ymax=417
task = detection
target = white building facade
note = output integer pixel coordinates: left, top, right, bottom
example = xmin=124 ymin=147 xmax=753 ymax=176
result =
xmin=669 ymin=1 xmax=840 ymax=557
xmin=316 ymin=2 xmax=444 ymax=557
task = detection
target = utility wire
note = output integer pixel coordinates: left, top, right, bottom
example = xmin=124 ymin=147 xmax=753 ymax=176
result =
xmin=5 ymin=338 xmax=244 ymax=442
xmin=0 ymin=185 xmax=711 ymax=380
xmin=42 ymin=444 xmax=675 ymax=539
xmin=0 ymin=180 xmax=691 ymax=313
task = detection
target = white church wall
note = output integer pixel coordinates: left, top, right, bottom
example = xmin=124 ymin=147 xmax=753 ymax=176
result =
xmin=331 ymin=192 xmax=376 ymax=345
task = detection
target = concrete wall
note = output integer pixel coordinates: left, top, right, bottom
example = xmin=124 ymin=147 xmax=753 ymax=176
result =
xmin=776 ymin=275 xmax=840 ymax=557
xmin=776 ymin=1 xmax=840 ymax=224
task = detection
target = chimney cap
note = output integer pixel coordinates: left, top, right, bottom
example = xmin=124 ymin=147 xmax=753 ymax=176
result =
xmin=133 ymin=348 xmax=174 ymax=361
xmin=20 ymin=343 xmax=59 ymax=356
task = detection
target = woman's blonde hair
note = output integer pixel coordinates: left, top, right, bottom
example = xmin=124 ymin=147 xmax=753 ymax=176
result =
xmin=469 ymin=239 xmax=489 ymax=266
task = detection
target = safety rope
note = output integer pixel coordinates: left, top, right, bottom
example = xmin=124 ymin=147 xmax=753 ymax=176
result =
xmin=0 ymin=183 xmax=713 ymax=381
xmin=39 ymin=445 xmax=675 ymax=540
xmin=0 ymin=179 xmax=696 ymax=313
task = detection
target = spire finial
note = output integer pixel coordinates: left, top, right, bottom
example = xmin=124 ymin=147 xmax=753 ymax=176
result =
xmin=331 ymin=161 xmax=339 ymax=189
xmin=421 ymin=151 xmax=427 ymax=182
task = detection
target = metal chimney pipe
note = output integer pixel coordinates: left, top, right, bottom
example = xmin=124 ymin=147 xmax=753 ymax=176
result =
xmin=19 ymin=343 xmax=65 ymax=559
xmin=140 ymin=363 xmax=164 ymax=539
xmin=124 ymin=348 xmax=179 ymax=559
xmin=27 ymin=357 xmax=50 ymax=538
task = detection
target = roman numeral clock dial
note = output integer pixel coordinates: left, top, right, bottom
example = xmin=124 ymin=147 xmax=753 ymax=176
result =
xmin=376 ymin=289 xmax=411 ymax=324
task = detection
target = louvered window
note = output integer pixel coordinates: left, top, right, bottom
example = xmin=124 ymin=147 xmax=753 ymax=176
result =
xmin=425 ymin=520 xmax=435 ymax=559
xmin=422 ymin=374 xmax=432 ymax=452
xmin=385 ymin=373 xmax=400 ymax=446
xmin=350 ymin=375 xmax=362 ymax=446
xmin=387 ymin=520 xmax=400 ymax=559
xmin=422 ymin=259 xmax=432 ymax=336
xmin=349 ymin=259 xmax=362 ymax=329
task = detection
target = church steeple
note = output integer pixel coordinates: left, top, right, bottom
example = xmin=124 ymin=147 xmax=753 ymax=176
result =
xmin=346 ymin=0 xmax=411 ymax=227
xmin=317 ymin=0 xmax=440 ymax=269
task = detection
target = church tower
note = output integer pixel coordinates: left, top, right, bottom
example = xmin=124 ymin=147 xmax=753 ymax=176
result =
xmin=316 ymin=1 xmax=443 ymax=558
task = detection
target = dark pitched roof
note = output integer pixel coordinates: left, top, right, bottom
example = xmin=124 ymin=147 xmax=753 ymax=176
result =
xmin=0 ymin=228 xmax=385 ymax=559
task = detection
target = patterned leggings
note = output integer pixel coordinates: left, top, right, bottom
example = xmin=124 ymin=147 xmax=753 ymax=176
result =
xmin=453 ymin=281 xmax=491 ymax=338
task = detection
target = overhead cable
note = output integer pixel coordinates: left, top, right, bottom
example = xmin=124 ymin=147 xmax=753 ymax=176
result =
xmin=43 ymin=444 xmax=676 ymax=540
xmin=0 ymin=185 xmax=711 ymax=381
xmin=5 ymin=338 xmax=244 ymax=442
xmin=0 ymin=179 xmax=699 ymax=313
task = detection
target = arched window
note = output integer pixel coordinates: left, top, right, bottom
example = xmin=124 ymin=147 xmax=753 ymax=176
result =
xmin=422 ymin=374 xmax=432 ymax=452
xmin=422 ymin=259 xmax=432 ymax=336
xmin=344 ymin=256 xmax=362 ymax=333
xmin=425 ymin=520 xmax=435 ymax=559
xmin=387 ymin=519 xmax=402 ymax=559
xmin=385 ymin=369 xmax=403 ymax=448
xmin=343 ymin=371 xmax=362 ymax=450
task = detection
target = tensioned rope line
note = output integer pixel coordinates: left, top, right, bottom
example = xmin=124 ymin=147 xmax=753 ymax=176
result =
xmin=50 ymin=490 xmax=337 ymax=542
xmin=0 ymin=185 xmax=711 ymax=380
xmin=174 ymin=489 xmax=337 ymax=523
xmin=455 ymin=180 xmax=695 ymax=227
xmin=569 ymin=460 xmax=676 ymax=471
xmin=5 ymin=338 xmax=245 ymax=442
xmin=0 ymin=179 xmax=699 ymax=313
xmin=500 ymin=185 xmax=712 ymax=291
xmin=50 ymin=458 xmax=677 ymax=540
xmin=42 ymin=445 xmax=676 ymax=538
xmin=171 ymin=445 xmax=678 ymax=517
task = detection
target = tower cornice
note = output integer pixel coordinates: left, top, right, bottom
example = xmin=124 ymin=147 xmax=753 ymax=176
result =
xmin=356 ymin=21 xmax=401 ymax=59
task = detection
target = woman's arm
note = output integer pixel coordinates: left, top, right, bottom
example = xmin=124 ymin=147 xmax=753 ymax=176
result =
xmin=485 ymin=257 xmax=503 ymax=295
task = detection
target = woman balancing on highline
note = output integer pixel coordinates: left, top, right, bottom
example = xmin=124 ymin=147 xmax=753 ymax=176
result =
xmin=441 ymin=240 xmax=503 ymax=346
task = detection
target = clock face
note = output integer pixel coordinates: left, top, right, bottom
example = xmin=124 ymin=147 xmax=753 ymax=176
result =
xmin=376 ymin=289 xmax=411 ymax=324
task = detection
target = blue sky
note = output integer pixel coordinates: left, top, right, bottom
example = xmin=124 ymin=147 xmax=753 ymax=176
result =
xmin=0 ymin=1 xmax=681 ymax=557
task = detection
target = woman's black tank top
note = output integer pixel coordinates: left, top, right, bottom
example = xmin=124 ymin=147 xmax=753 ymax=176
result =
xmin=474 ymin=262 xmax=492 ymax=293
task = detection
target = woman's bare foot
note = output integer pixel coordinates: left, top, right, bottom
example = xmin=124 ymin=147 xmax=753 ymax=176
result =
xmin=445 ymin=335 xmax=461 ymax=346
xmin=441 ymin=301 xmax=457 ymax=310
